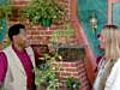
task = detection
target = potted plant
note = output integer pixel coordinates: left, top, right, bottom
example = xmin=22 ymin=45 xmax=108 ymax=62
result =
xmin=22 ymin=0 xmax=65 ymax=28
xmin=66 ymin=77 xmax=81 ymax=90
xmin=35 ymin=52 xmax=62 ymax=90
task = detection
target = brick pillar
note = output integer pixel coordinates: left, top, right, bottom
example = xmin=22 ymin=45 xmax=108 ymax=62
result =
xmin=55 ymin=60 xmax=91 ymax=90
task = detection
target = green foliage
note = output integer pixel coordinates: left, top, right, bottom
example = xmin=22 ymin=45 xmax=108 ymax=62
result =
xmin=0 ymin=21 xmax=3 ymax=32
xmin=22 ymin=0 xmax=65 ymax=27
xmin=35 ymin=66 xmax=60 ymax=90
xmin=50 ymin=23 xmax=75 ymax=44
xmin=0 ymin=0 xmax=12 ymax=31
xmin=66 ymin=77 xmax=81 ymax=90
xmin=35 ymin=53 xmax=62 ymax=90
xmin=0 ymin=0 xmax=12 ymax=20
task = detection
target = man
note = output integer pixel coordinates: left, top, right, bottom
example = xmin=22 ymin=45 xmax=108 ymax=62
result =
xmin=0 ymin=24 xmax=36 ymax=90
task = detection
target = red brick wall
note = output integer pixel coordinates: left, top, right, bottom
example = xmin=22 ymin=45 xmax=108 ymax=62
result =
xmin=9 ymin=0 xmax=72 ymax=45
xmin=7 ymin=0 xmax=93 ymax=90
xmin=55 ymin=60 xmax=91 ymax=90
xmin=71 ymin=0 xmax=97 ymax=86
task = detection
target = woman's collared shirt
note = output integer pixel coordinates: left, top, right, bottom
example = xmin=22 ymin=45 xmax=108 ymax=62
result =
xmin=105 ymin=58 xmax=120 ymax=90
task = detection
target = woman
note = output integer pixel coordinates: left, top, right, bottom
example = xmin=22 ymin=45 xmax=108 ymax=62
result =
xmin=93 ymin=25 xmax=120 ymax=90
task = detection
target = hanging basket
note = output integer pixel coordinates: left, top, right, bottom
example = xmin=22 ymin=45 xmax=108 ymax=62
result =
xmin=40 ymin=18 xmax=53 ymax=28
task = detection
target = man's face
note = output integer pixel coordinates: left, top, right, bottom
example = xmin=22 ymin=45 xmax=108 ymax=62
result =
xmin=13 ymin=29 xmax=28 ymax=48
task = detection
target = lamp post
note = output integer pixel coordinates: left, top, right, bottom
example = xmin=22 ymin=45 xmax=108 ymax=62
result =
xmin=90 ymin=13 xmax=98 ymax=38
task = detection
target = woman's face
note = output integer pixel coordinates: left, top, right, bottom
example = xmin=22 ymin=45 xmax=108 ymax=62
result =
xmin=98 ymin=34 xmax=105 ymax=50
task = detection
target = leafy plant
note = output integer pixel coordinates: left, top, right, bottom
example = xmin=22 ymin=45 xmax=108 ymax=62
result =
xmin=0 ymin=1 xmax=12 ymax=45
xmin=0 ymin=0 xmax=12 ymax=31
xmin=35 ymin=53 xmax=62 ymax=90
xmin=0 ymin=0 xmax=12 ymax=20
xmin=50 ymin=23 xmax=75 ymax=45
xmin=66 ymin=77 xmax=81 ymax=90
xmin=22 ymin=0 xmax=65 ymax=27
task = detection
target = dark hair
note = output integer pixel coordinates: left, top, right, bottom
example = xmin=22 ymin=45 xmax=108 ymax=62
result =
xmin=97 ymin=24 xmax=118 ymax=39
xmin=103 ymin=24 xmax=118 ymax=29
xmin=8 ymin=24 xmax=25 ymax=41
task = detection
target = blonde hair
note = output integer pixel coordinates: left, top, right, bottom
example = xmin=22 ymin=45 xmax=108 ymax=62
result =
xmin=101 ymin=25 xmax=120 ymax=61
xmin=96 ymin=25 xmax=120 ymax=90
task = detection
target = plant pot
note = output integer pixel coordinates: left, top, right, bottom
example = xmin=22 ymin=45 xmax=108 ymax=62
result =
xmin=40 ymin=18 xmax=52 ymax=28
xmin=38 ymin=83 xmax=48 ymax=90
